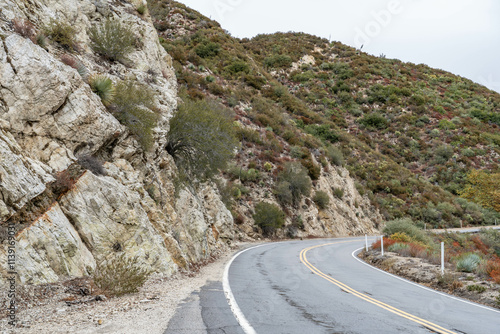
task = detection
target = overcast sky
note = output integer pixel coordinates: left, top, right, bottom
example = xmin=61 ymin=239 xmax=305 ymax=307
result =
xmin=177 ymin=0 xmax=500 ymax=93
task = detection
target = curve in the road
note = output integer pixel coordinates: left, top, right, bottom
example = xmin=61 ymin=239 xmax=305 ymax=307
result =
xmin=300 ymin=240 xmax=456 ymax=334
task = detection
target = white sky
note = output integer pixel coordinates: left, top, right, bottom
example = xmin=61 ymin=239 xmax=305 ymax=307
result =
xmin=177 ymin=0 xmax=500 ymax=93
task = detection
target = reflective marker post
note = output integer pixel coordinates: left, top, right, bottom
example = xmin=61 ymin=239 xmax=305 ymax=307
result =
xmin=381 ymin=235 xmax=384 ymax=256
xmin=365 ymin=235 xmax=368 ymax=252
xmin=441 ymin=242 xmax=445 ymax=275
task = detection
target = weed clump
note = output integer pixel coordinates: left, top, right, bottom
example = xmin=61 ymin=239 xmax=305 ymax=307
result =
xmin=44 ymin=19 xmax=78 ymax=51
xmin=93 ymin=254 xmax=151 ymax=297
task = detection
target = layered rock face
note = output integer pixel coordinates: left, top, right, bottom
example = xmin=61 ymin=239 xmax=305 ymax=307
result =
xmin=0 ymin=0 xmax=233 ymax=285
xmin=234 ymin=163 xmax=381 ymax=240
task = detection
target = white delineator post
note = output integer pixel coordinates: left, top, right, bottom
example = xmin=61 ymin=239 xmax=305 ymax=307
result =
xmin=441 ymin=242 xmax=445 ymax=275
xmin=365 ymin=235 xmax=368 ymax=252
xmin=381 ymin=235 xmax=384 ymax=256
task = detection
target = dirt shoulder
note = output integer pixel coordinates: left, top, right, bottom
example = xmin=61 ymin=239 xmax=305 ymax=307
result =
xmin=359 ymin=250 xmax=500 ymax=310
xmin=0 ymin=242 xmax=255 ymax=334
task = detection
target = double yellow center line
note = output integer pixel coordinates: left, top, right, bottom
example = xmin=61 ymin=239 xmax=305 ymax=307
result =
xmin=300 ymin=241 xmax=457 ymax=334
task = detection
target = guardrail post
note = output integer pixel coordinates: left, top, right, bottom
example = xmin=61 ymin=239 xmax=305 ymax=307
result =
xmin=441 ymin=242 xmax=444 ymax=275
xmin=381 ymin=235 xmax=384 ymax=256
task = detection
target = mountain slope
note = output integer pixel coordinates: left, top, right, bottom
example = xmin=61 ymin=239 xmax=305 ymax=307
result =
xmin=149 ymin=0 xmax=499 ymax=229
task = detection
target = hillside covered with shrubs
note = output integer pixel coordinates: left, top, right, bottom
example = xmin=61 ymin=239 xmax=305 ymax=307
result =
xmin=147 ymin=0 xmax=499 ymax=231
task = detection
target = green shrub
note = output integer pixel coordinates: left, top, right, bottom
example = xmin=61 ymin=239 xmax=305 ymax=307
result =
xmin=461 ymin=148 xmax=475 ymax=157
xmin=383 ymin=218 xmax=428 ymax=244
xmin=358 ymin=113 xmax=388 ymax=130
xmin=228 ymin=165 xmax=260 ymax=182
xmin=304 ymin=124 xmax=339 ymax=143
xmin=275 ymin=162 xmax=312 ymax=206
xmin=165 ymin=97 xmax=238 ymax=182
xmin=290 ymin=146 xmax=309 ymax=159
xmin=195 ymin=42 xmax=220 ymax=58
xmin=434 ymin=145 xmax=453 ymax=163
xmin=88 ymin=18 xmax=135 ymax=62
xmin=438 ymin=119 xmax=456 ymax=130
xmin=467 ymin=284 xmax=486 ymax=293
xmin=456 ymin=253 xmax=482 ymax=273
xmin=300 ymin=158 xmax=321 ymax=180
xmin=387 ymin=243 xmax=410 ymax=253
xmin=44 ymin=19 xmax=77 ymax=50
xmin=264 ymin=54 xmax=292 ymax=69
xmin=109 ymin=80 xmax=157 ymax=151
xmin=93 ymin=254 xmax=151 ymax=296
xmin=333 ymin=187 xmax=344 ymax=199
xmin=225 ymin=60 xmax=250 ymax=75
xmin=253 ymin=202 xmax=285 ymax=236
xmin=326 ymin=146 xmax=344 ymax=166
xmin=88 ymin=74 xmax=115 ymax=106
xmin=313 ymin=191 xmax=330 ymax=209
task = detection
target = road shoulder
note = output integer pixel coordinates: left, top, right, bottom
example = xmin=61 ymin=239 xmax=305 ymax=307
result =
xmin=1 ymin=242 xmax=253 ymax=334
xmin=358 ymin=250 xmax=500 ymax=311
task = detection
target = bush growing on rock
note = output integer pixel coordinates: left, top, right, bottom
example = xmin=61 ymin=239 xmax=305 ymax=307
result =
xmin=253 ymin=202 xmax=285 ymax=236
xmin=109 ymin=80 xmax=158 ymax=151
xmin=165 ymin=97 xmax=238 ymax=182
xmin=88 ymin=18 xmax=136 ymax=62
xmin=313 ymin=191 xmax=330 ymax=209
xmin=326 ymin=146 xmax=344 ymax=167
xmin=333 ymin=187 xmax=344 ymax=199
xmin=274 ymin=162 xmax=311 ymax=206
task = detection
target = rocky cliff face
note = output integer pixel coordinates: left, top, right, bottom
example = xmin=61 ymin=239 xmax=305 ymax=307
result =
xmin=0 ymin=0 xmax=380 ymax=287
xmin=0 ymin=0 xmax=233 ymax=286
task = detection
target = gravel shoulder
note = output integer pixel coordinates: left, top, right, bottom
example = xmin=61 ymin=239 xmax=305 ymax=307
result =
xmin=359 ymin=250 xmax=500 ymax=310
xmin=1 ymin=242 xmax=255 ymax=334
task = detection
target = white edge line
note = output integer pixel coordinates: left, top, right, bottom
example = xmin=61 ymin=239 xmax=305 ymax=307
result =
xmin=223 ymin=244 xmax=268 ymax=334
xmin=351 ymin=246 xmax=500 ymax=314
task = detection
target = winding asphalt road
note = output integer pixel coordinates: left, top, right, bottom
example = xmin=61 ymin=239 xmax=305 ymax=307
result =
xmin=165 ymin=238 xmax=500 ymax=333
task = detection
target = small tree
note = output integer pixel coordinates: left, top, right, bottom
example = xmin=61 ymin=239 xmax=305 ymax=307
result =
xmin=165 ymin=97 xmax=238 ymax=182
xmin=253 ymin=202 xmax=285 ymax=236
